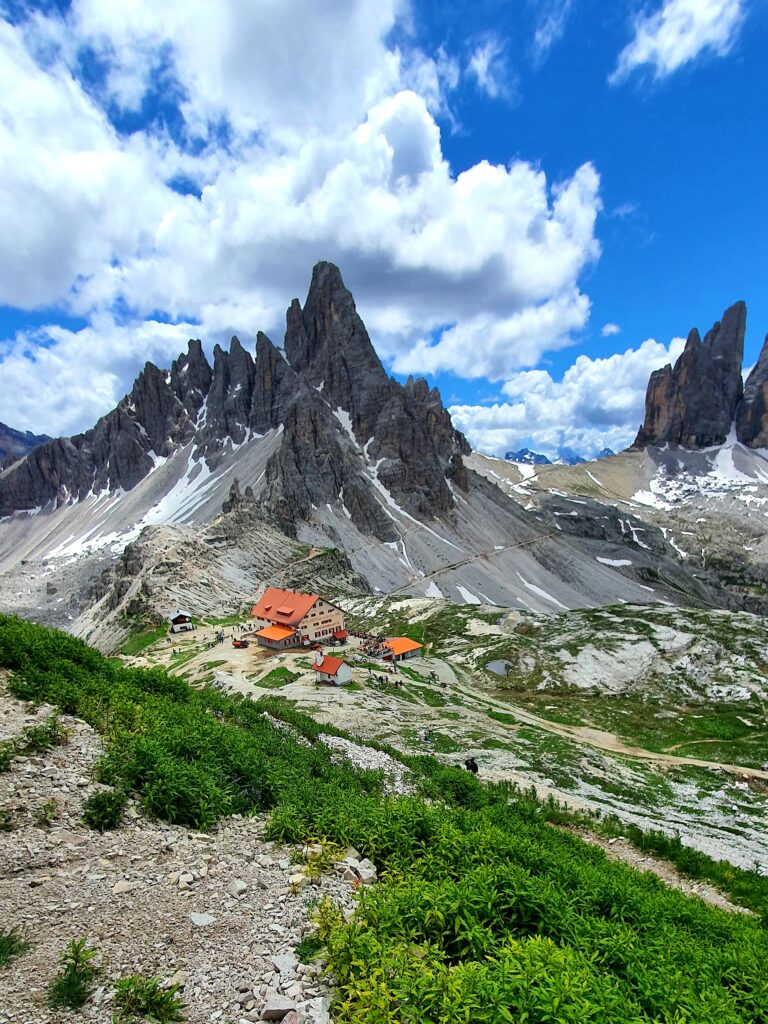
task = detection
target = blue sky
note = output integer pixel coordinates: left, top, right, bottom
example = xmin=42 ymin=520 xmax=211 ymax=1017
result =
xmin=0 ymin=0 xmax=765 ymax=457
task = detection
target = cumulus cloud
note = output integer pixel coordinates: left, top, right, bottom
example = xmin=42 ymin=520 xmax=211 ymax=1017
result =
xmin=601 ymin=322 xmax=621 ymax=336
xmin=71 ymin=0 xmax=406 ymax=142
xmin=611 ymin=0 xmax=745 ymax=83
xmin=0 ymin=3 xmax=602 ymax=436
xmin=449 ymin=335 xmax=686 ymax=457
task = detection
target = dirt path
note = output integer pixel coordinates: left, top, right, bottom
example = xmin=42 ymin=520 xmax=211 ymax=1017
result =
xmin=446 ymin=666 xmax=768 ymax=781
xmin=560 ymin=827 xmax=753 ymax=915
xmin=666 ymin=731 xmax=768 ymax=753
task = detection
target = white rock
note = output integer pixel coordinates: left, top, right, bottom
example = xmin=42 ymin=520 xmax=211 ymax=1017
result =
xmin=228 ymin=878 xmax=248 ymax=897
xmin=190 ymin=912 xmax=216 ymax=927
xmin=261 ymin=993 xmax=296 ymax=1020
xmin=112 ymin=879 xmax=137 ymax=894
xmin=356 ymin=858 xmax=377 ymax=884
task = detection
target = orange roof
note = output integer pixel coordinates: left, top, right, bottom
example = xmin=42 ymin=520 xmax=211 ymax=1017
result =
xmin=251 ymin=587 xmax=319 ymax=625
xmin=385 ymin=637 xmax=423 ymax=656
xmin=255 ymin=624 xmax=297 ymax=642
xmin=316 ymin=655 xmax=345 ymax=676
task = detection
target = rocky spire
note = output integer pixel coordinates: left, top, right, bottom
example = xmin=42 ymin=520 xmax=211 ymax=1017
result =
xmin=737 ymin=333 xmax=768 ymax=447
xmin=249 ymin=332 xmax=297 ymax=434
xmin=633 ymin=301 xmax=746 ymax=449
xmin=284 ymin=261 xmax=389 ymax=441
xmin=196 ymin=338 xmax=255 ymax=459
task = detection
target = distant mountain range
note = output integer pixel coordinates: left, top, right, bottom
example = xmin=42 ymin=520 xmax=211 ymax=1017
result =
xmin=504 ymin=447 xmax=615 ymax=466
xmin=0 ymin=421 xmax=50 ymax=466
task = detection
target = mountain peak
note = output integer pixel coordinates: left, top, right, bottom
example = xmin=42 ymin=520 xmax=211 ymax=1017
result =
xmin=633 ymin=301 xmax=746 ymax=449
xmin=284 ymin=260 xmax=388 ymax=439
xmin=0 ymin=262 xmax=467 ymax=535
xmin=737 ymin=331 xmax=768 ymax=448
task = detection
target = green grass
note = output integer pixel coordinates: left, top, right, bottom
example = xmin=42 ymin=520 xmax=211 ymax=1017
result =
xmin=429 ymin=732 xmax=463 ymax=753
xmin=3 ymin=613 xmax=768 ymax=1024
xmin=167 ymin=649 xmax=199 ymax=672
xmin=406 ymin=683 xmax=447 ymax=707
xmin=295 ymin=934 xmax=325 ymax=963
xmin=486 ymin=709 xmax=519 ymax=727
xmin=120 ymin=625 xmax=168 ymax=656
xmin=254 ymin=666 xmax=299 ymax=688
xmin=204 ymin=614 xmax=246 ymax=626
xmin=0 ymin=927 xmax=29 ymax=967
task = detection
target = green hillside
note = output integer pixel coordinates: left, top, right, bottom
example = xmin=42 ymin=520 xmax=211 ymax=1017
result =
xmin=1 ymin=613 xmax=767 ymax=1024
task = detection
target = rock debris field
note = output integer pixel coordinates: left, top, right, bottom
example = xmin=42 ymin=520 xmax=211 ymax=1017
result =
xmin=0 ymin=691 xmax=380 ymax=1024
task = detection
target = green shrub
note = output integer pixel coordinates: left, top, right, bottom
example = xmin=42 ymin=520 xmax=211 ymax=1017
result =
xmin=0 ymin=927 xmax=29 ymax=967
xmin=82 ymin=789 xmax=127 ymax=832
xmin=0 ymin=740 xmax=15 ymax=772
xmin=47 ymin=938 xmax=98 ymax=1010
xmin=33 ymin=798 xmax=60 ymax=827
xmin=113 ymin=975 xmax=185 ymax=1021
xmin=295 ymin=934 xmax=325 ymax=963
xmin=21 ymin=714 xmax=66 ymax=753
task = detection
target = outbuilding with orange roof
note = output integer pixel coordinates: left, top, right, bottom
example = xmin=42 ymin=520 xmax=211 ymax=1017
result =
xmin=314 ymin=653 xmax=352 ymax=686
xmin=384 ymin=637 xmax=423 ymax=662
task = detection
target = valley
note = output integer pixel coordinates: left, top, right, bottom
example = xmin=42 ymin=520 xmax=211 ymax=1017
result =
xmin=121 ymin=596 xmax=768 ymax=873
xmin=2 ymin=266 xmax=768 ymax=1021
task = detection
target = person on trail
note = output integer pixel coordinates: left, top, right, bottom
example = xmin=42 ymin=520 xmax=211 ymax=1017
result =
xmin=464 ymin=757 xmax=479 ymax=775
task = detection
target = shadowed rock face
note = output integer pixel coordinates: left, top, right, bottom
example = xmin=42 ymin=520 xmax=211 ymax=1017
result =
xmin=737 ymin=334 xmax=768 ymax=448
xmin=0 ymin=262 xmax=469 ymax=534
xmin=633 ymin=301 xmax=746 ymax=449
xmin=264 ymin=262 xmax=469 ymax=529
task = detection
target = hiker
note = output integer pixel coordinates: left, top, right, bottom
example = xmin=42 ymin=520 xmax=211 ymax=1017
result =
xmin=464 ymin=757 xmax=479 ymax=775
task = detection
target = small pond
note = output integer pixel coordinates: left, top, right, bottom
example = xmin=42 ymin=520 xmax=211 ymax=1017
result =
xmin=486 ymin=659 xmax=513 ymax=676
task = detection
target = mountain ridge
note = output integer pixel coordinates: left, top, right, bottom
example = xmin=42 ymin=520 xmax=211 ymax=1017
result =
xmin=0 ymin=421 xmax=51 ymax=467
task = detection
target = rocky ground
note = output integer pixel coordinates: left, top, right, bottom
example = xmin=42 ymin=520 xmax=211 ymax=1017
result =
xmin=0 ymin=686 xmax=383 ymax=1024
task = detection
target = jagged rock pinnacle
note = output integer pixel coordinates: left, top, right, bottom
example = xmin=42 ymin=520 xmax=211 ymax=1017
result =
xmin=633 ymin=300 xmax=746 ymax=449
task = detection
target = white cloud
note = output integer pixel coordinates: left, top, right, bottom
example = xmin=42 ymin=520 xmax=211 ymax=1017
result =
xmin=0 ymin=19 xmax=177 ymax=309
xmin=0 ymin=4 xmax=602 ymax=436
xmin=391 ymin=162 xmax=601 ymax=378
xmin=611 ymin=0 xmax=745 ymax=83
xmin=601 ymin=322 xmax=621 ymax=336
xmin=531 ymin=0 xmax=574 ymax=63
xmin=71 ymin=0 xmax=406 ymax=143
xmin=449 ymin=335 xmax=686 ymax=457
xmin=467 ymin=36 xmax=514 ymax=100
